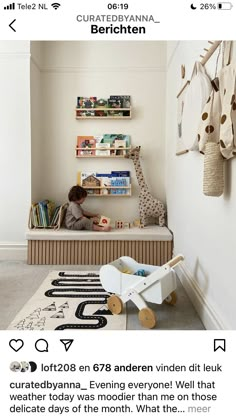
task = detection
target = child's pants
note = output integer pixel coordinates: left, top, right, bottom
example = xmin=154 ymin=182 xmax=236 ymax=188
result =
xmin=72 ymin=217 xmax=93 ymax=230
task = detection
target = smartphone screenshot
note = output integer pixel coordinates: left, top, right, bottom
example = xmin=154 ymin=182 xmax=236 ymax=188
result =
xmin=0 ymin=1 xmax=235 ymax=418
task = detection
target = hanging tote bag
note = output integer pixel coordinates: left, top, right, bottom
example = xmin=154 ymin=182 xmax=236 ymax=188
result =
xmin=197 ymin=45 xmax=225 ymax=196
xmin=198 ymin=89 xmax=222 ymax=153
xmin=218 ymin=41 xmax=236 ymax=159
xmin=198 ymin=89 xmax=224 ymax=196
xmin=203 ymin=142 xmax=224 ymax=196
xmin=181 ymin=62 xmax=212 ymax=151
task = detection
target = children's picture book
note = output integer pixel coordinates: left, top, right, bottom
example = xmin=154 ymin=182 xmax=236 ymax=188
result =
xmin=77 ymin=97 xmax=97 ymax=108
xmin=102 ymin=134 xmax=130 ymax=147
xmin=111 ymin=170 xmax=130 ymax=177
xmin=77 ymin=136 xmax=96 ymax=156
xmin=96 ymin=173 xmax=112 ymax=187
xmin=95 ymin=143 xmax=110 ymax=156
xmin=30 ymin=200 xmax=57 ymax=228
xmin=114 ymin=139 xmax=126 ymax=156
xmin=78 ymin=171 xmax=97 ymax=185
xmin=94 ymin=135 xmax=104 ymax=143
xmin=107 ymin=98 xmax=123 ymax=108
xmin=109 ymin=95 xmax=131 ymax=108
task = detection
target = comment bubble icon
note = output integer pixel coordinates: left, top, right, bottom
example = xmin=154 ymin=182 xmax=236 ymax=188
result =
xmin=35 ymin=339 xmax=49 ymax=352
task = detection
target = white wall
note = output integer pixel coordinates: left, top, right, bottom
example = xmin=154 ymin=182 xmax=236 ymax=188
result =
xmin=0 ymin=41 xmax=166 ymax=258
xmin=39 ymin=41 xmax=167 ymax=220
xmin=31 ymin=42 xmax=42 ymax=202
xmin=166 ymin=41 xmax=236 ymax=329
xmin=0 ymin=41 xmax=31 ymax=259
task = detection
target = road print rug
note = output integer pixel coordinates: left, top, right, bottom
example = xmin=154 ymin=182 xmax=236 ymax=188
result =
xmin=8 ymin=271 xmax=126 ymax=330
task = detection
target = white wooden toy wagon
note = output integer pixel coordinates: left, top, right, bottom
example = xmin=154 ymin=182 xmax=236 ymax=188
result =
xmin=100 ymin=255 xmax=184 ymax=328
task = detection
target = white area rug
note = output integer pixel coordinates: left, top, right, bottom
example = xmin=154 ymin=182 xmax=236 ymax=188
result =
xmin=8 ymin=271 xmax=126 ymax=330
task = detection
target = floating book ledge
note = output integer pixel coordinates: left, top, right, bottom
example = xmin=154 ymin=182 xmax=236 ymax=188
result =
xmin=76 ymin=146 xmax=131 ymax=158
xmin=75 ymin=107 xmax=132 ymax=119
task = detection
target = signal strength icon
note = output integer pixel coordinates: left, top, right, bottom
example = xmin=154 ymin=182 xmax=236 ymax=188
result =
xmin=4 ymin=2 xmax=15 ymax=9
xmin=51 ymin=2 xmax=61 ymax=9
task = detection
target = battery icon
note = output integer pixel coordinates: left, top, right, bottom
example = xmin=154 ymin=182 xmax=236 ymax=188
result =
xmin=217 ymin=2 xmax=233 ymax=9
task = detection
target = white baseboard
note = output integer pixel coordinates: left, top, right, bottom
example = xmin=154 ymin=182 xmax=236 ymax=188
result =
xmin=176 ymin=262 xmax=227 ymax=330
xmin=0 ymin=243 xmax=27 ymax=261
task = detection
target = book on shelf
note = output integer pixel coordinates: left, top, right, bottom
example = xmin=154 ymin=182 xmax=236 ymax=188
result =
xmin=109 ymin=95 xmax=131 ymax=108
xmin=111 ymin=177 xmax=130 ymax=187
xmin=96 ymin=173 xmax=111 ymax=195
xmin=86 ymin=189 xmax=99 ymax=196
xmin=95 ymin=143 xmax=110 ymax=156
xmin=110 ymin=189 xmax=129 ymax=195
xmin=77 ymin=97 xmax=97 ymax=108
xmin=101 ymin=134 xmax=130 ymax=154
xmin=77 ymin=136 xmax=96 ymax=156
xmin=96 ymin=173 xmax=112 ymax=187
xmin=114 ymin=139 xmax=126 ymax=156
xmin=94 ymin=135 xmax=104 ymax=143
xmin=102 ymin=134 xmax=130 ymax=147
xmin=79 ymin=171 xmax=97 ymax=185
xmin=111 ymin=170 xmax=130 ymax=177
xmin=107 ymin=98 xmax=123 ymax=108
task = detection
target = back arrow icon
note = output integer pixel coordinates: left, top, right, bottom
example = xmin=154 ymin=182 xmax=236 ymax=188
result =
xmin=9 ymin=19 xmax=16 ymax=32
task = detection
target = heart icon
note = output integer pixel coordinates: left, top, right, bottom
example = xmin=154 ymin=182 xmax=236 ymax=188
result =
xmin=9 ymin=339 xmax=24 ymax=352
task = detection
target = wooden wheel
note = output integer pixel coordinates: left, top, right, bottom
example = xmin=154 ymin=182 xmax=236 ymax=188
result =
xmin=107 ymin=295 xmax=123 ymax=314
xmin=138 ymin=308 xmax=156 ymax=329
xmin=164 ymin=291 xmax=177 ymax=306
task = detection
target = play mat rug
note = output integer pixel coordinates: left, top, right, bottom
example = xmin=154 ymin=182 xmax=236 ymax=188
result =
xmin=7 ymin=271 xmax=126 ymax=330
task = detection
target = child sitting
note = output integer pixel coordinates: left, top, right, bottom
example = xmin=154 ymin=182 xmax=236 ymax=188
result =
xmin=65 ymin=185 xmax=111 ymax=232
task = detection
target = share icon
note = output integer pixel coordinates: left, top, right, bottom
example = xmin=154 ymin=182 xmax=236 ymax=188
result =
xmin=60 ymin=339 xmax=74 ymax=352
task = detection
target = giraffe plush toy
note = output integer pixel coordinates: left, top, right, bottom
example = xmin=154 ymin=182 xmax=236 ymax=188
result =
xmin=126 ymin=146 xmax=166 ymax=226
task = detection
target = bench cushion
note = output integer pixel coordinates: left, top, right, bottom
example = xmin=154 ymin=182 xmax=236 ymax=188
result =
xmin=26 ymin=226 xmax=172 ymax=241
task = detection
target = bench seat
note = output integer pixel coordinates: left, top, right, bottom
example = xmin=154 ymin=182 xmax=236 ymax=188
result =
xmin=26 ymin=226 xmax=173 ymax=265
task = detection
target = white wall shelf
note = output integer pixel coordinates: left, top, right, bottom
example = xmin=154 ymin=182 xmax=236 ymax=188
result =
xmin=84 ymin=186 xmax=131 ymax=197
xmin=75 ymin=146 xmax=131 ymax=158
xmin=75 ymin=107 xmax=132 ymax=119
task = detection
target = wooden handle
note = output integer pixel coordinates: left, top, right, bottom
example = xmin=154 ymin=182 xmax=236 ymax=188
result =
xmin=165 ymin=254 xmax=184 ymax=268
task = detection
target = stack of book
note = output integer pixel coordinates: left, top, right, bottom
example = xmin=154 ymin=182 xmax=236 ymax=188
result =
xmin=29 ymin=200 xmax=65 ymax=228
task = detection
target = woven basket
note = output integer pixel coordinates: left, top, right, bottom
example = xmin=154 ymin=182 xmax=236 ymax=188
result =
xmin=203 ymin=142 xmax=224 ymax=196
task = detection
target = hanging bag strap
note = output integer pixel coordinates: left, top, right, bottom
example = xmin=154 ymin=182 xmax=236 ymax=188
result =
xmin=222 ymin=41 xmax=232 ymax=67
xmin=190 ymin=61 xmax=208 ymax=80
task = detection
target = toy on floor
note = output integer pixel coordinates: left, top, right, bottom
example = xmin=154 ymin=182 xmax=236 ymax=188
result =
xmin=100 ymin=254 xmax=184 ymax=329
